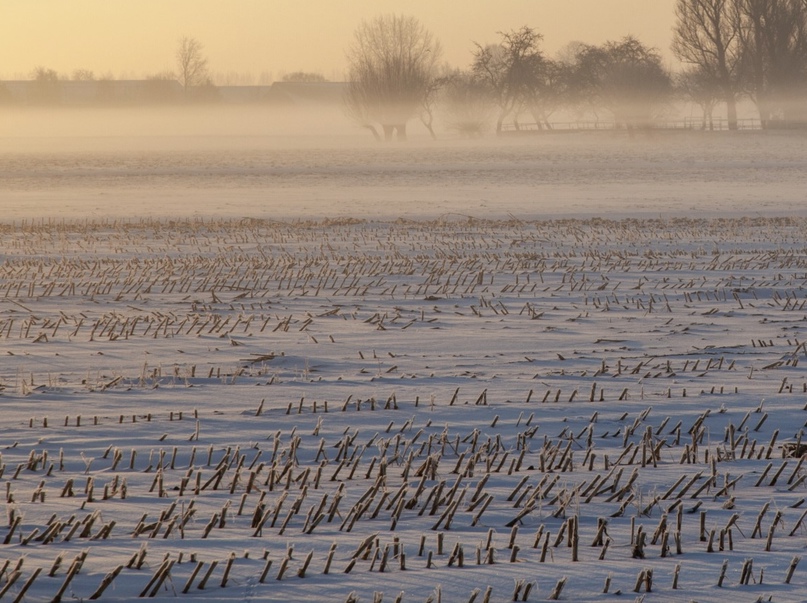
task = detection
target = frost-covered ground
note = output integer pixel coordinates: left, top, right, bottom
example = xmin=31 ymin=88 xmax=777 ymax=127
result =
xmin=1 ymin=128 xmax=807 ymax=602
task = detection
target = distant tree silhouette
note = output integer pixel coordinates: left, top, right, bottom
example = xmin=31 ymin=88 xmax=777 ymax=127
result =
xmin=344 ymin=14 xmax=442 ymax=141
xmin=672 ymin=0 xmax=807 ymax=128
xmin=471 ymin=27 xmax=547 ymax=134
xmin=737 ymin=0 xmax=807 ymax=127
xmin=672 ymin=0 xmax=743 ymax=129
xmin=522 ymin=57 xmax=571 ymax=130
xmin=176 ymin=36 xmax=211 ymax=98
xmin=568 ymin=37 xmax=673 ymax=130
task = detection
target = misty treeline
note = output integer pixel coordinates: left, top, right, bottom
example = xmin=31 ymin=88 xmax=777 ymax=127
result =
xmin=0 ymin=36 xmax=324 ymax=106
xmin=345 ymin=17 xmax=673 ymax=140
xmin=346 ymin=1 xmax=807 ymax=139
xmin=673 ymin=0 xmax=807 ymax=129
xmin=4 ymin=1 xmax=806 ymax=138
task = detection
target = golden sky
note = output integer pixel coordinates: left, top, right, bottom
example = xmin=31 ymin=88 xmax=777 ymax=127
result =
xmin=1 ymin=0 xmax=677 ymax=81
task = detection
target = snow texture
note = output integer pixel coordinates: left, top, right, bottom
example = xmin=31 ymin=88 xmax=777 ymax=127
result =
xmin=1 ymin=127 xmax=807 ymax=602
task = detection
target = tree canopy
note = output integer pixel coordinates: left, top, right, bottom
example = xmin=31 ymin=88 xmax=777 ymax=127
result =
xmin=568 ymin=37 xmax=673 ymax=129
xmin=344 ymin=14 xmax=441 ymax=141
xmin=471 ymin=27 xmax=548 ymax=134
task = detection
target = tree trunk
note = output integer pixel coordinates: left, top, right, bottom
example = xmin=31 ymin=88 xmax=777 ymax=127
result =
xmin=496 ymin=107 xmax=510 ymax=136
xmin=726 ymin=95 xmax=738 ymax=130
xmin=423 ymin=122 xmax=436 ymax=140
xmin=420 ymin=114 xmax=437 ymax=140
xmin=751 ymin=13 xmax=767 ymax=129
xmin=381 ymin=124 xmax=408 ymax=141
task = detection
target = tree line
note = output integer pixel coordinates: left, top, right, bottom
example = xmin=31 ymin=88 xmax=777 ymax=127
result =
xmin=346 ymin=1 xmax=807 ymax=140
xmin=0 ymin=37 xmax=324 ymax=106
xmin=5 ymin=1 xmax=806 ymax=135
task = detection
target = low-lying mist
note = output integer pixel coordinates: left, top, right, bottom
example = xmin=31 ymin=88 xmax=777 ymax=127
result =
xmin=1 ymin=103 xmax=806 ymax=223
xmin=1 ymin=104 xmax=368 ymax=151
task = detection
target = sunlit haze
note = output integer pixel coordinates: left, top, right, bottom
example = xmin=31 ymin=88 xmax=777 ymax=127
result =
xmin=1 ymin=0 xmax=677 ymax=80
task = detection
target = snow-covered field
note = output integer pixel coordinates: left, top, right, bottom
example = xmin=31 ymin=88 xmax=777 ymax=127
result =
xmin=1 ymin=124 xmax=807 ymax=602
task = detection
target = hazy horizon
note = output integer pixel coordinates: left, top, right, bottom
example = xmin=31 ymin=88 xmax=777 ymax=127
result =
xmin=1 ymin=0 xmax=678 ymax=81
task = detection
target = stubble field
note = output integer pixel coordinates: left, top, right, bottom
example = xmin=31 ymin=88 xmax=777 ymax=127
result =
xmin=1 ymin=125 xmax=807 ymax=601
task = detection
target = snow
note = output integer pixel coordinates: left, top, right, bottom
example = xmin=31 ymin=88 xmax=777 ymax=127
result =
xmin=1 ymin=121 xmax=807 ymax=602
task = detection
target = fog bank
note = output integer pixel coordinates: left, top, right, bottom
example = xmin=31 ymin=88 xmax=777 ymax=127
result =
xmin=2 ymin=105 xmax=806 ymax=223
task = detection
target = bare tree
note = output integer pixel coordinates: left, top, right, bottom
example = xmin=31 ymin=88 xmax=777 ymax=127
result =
xmin=738 ymin=0 xmax=807 ymax=126
xmin=344 ymin=14 xmax=442 ymax=141
xmin=522 ymin=58 xmax=571 ymax=129
xmin=472 ymin=27 xmax=547 ymax=134
xmin=176 ymin=36 xmax=210 ymax=96
xmin=569 ymin=37 xmax=673 ymax=131
xmin=419 ymin=74 xmax=446 ymax=139
xmin=672 ymin=0 xmax=743 ymax=129
xmin=32 ymin=66 xmax=59 ymax=81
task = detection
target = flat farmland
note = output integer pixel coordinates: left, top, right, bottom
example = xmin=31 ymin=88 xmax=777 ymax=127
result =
xmin=1 ymin=214 xmax=807 ymax=602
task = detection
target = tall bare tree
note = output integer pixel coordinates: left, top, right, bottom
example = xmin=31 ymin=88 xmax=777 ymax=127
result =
xmin=471 ymin=27 xmax=547 ymax=134
xmin=738 ymin=0 xmax=807 ymax=126
xmin=344 ymin=14 xmax=441 ymax=141
xmin=672 ymin=0 xmax=743 ymax=129
xmin=176 ymin=36 xmax=210 ymax=96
